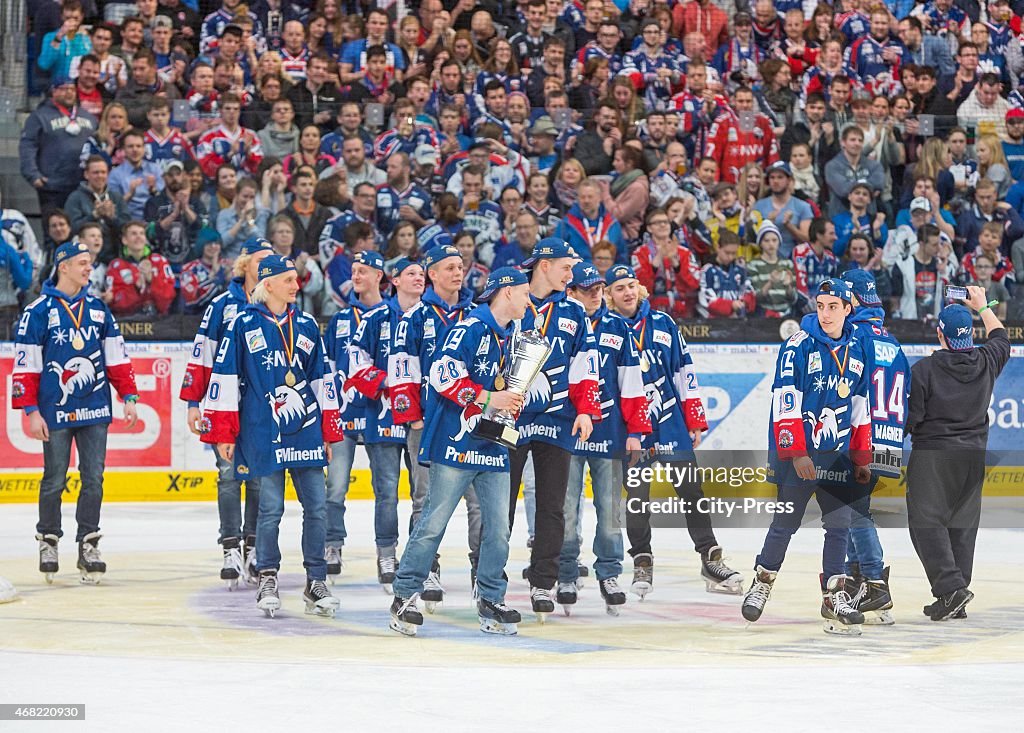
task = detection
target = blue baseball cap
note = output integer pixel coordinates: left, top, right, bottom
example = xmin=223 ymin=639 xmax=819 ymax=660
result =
xmin=54 ymin=240 xmax=91 ymax=266
xmin=389 ymin=256 xmax=421 ymax=278
xmin=477 ymin=266 xmax=529 ymax=302
xmin=842 ymin=268 xmax=882 ymax=307
xmin=766 ymin=160 xmax=793 ymax=178
xmin=522 ymin=237 xmax=583 ymax=268
xmin=421 ymin=245 xmax=461 ymax=270
xmin=239 ymin=237 xmax=273 ymax=257
xmin=605 ymin=264 xmax=638 ymax=286
xmin=257 ymin=255 xmax=296 ymax=282
xmin=816 ymin=278 xmax=853 ymax=304
xmin=352 ymin=251 xmax=385 ymax=272
xmin=570 ymin=261 xmax=603 ymax=289
xmin=938 ymin=304 xmax=975 ymax=351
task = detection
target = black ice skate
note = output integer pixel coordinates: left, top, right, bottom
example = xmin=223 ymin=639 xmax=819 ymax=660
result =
xmin=325 ymin=545 xmax=342 ymax=585
xmin=577 ymin=563 xmax=589 ymax=589
xmin=304 ymin=578 xmax=340 ymax=618
xmin=389 ymin=594 xmax=424 ymax=637
xmin=928 ymin=587 xmax=974 ymax=622
xmin=256 ymin=570 xmax=281 ymax=618
xmin=243 ymin=535 xmax=257 ymax=585
xmin=599 ymin=577 xmax=627 ymax=616
xmin=741 ymin=565 xmax=777 ymax=623
xmin=77 ymin=532 xmax=106 ymax=585
xmin=220 ymin=537 xmax=244 ymax=590
xmin=530 ymin=586 xmax=555 ymax=623
xmin=701 ymin=545 xmax=744 ymax=595
xmin=36 ymin=533 xmax=58 ymax=584
xmin=556 ymin=581 xmax=578 ymax=616
xmin=376 ymin=547 xmax=397 ymax=594
xmin=821 ymin=574 xmax=865 ymax=635
xmin=421 ymin=556 xmax=444 ymax=614
xmin=478 ymin=598 xmax=521 ymax=635
xmin=857 ymin=566 xmax=894 ymax=625
xmin=631 ymin=553 xmax=653 ymax=600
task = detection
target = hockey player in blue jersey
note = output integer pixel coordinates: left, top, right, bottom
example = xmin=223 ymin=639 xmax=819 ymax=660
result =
xmin=388 ymin=245 xmax=482 ymax=610
xmin=508 ymin=238 xmax=603 ymax=622
xmin=13 ymin=240 xmax=140 ymax=585
xmin=604 ymin=265 xmax=744 ymax=600
xmin=323 ymin=251 xmax=385 ymax=584
xmin=742 ymin=278 xmax=874 ymax=636
xmin=556 ymin=262 xmax=652 ymax=617
xmin=201 ymin=255 xmax=345 ymax=619
xmin=345 ymin=257 xmax=425 ymax=592
xmin=389 ymin=267 xmax=531 ymax=637
xmin=181 ymin=237 xmax=272 ymax=588
xmin=841 ymin=269 xmax=910 ymax=625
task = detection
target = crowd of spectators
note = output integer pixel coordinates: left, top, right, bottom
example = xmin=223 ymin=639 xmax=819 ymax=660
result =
xmin=10 ymin=0 xmax=1024 ymax=321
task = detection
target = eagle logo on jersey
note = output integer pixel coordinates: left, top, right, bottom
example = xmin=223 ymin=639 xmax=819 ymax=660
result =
xmin=49 ymin=356 xmax=101 ymax=406
xmin=808 ymin=407 xmax=840 ymax=450
xmin=644 ymin=383 xmax=664 ymax=422
xmin=451 ymin=404 xmax=483 ymax=442
xmin=524 ymin=373 xmax=552 ymax=409
xmin=267 ymin=386 xmax=317 ymax=443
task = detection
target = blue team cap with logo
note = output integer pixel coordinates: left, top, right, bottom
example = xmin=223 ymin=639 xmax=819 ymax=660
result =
xmin=842 ymin=268 xmax=882 ymax=306
xmin=570 ymin=261 xmax=603 ymax=289
xmin=477 ymin=267 xmax=529 ymax=302
xmin=239 ymin=237 xmax=273 ymax=257
xmin=817 ymin=278 xmax=852 ymax=304
xmin=939 ymin=304 xmax=975 ymax=351
xmin=605 ymin=264 xmax=637 ymax=286
xmin=54 ymin=240 xmax=91 ymax=266
xmin=257 ymin=255 xmax=296 ymax=282
xmin=522 ymin=237 xmax=582 ymax=268
xmin=389 ymin=257 xmax=420 ymax=278
xmin=352 ymin=251 xmax=385 ymax=272
xmin=421 ymin=245 xmax=461 ymax=270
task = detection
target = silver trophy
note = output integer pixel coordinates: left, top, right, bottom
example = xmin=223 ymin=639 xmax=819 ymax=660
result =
xmin=473 ymin=329 xmax=552 ymax=448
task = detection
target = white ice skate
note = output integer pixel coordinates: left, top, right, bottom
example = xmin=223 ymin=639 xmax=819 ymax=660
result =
xmin=821 ymin=574 xmax=865 ymax=636
xmin=220 ymin=537 xmax=245 ymax=591
xmin=631 ymin=553 xmax=653 ymax=600
xmin=36 ymin=533 xmax=59 ymax=584
xmin=77 ymin=532 xmax=106 ymax=585
xmin=304 ymin=579 xmax=340 ymax=618
xmin=701 ymin=546 xmax=744 ymax=595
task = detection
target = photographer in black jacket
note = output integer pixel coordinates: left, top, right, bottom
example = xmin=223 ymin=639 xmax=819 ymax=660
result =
xmin=906 ymin=285 xmax=1010 ymax=621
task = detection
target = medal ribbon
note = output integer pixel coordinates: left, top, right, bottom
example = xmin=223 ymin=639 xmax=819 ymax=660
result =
xmin=54 ymin=102 xmax=78 ymax=124
xmin=828 ymin=343 xmax=850 ymax=382
xmin=58 ymin=298 xmax=85 ymax=333
xmin=528 ymin=301 xmax=555 ymax=338
xmin=266 ymin=310 xmax=295 ymax=369
xmin=431 ymin=303 xmax=464 ymax=328
xmin=583 ymin=215 xmax=607 ymax=251
xmin=630 ymin=317 xmax=647 ymax=354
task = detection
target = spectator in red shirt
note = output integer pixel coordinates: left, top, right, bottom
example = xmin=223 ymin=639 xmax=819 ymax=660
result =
xmin=106 ymin=221 xmax=177 ymax=317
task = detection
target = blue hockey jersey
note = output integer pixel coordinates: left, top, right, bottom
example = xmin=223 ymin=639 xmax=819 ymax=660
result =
xmin=200 ymin=303 xmax=343 ymax=478
xmin=515 ymin=291 xmax=602 ymax=449
xmin=620 ymin=299 xmax=708 ymax=462
xmin=374 ymin=183 xmax=433 ymax=236
xmin=848 ymin=307 xmax=910 ymax=478
xmin=181 ymin=277 xmax=248 ymax=406
xmin=768 ymin=313 xmax=872 ymax=488
xmin=419 ymin=304 xmax=516 ymax=471
xmin=346 ymin=297 xmax=414 ymax=444
xmin=12 ymin=282 xmax=138 ymax=429
xmin=572 ymin=304 xmax=651 ymax=458
xmin=387 ymin=287 xmax=475 ymax=425
xmin=324 ymin=291 xmax=379 ymax=437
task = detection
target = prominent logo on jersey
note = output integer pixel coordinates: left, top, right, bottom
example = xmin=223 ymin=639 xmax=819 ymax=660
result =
xmin=524 ymin=372 xmax=552 ymax=409
xmin=850 ymin=358 xmax=864 ymax=376
xmin=599 ymin=333 xmax=623 ymax=350
xmin=89 ymin=309 xmax=105 ymax=323
xmin=778 ymin=429 xmax=795 ymax=449
xmin=245 ymin=328 xmax=267 ymax=353
xmin=805 ymin=405 xmax=850 ymax=451
xmin=267 ymin=385 xmax=317 ymax=443
xmin=644 ymin=382 xmax=664 ymax=422
xmin=48 ymin=309 xmax=60 ymax=329
xmin=653 ymin=330 xmax=672 ymax=347
xmin=296 ymin=334 xmax=314 ymax=354
xmin=808 ymin=352 xmax=822 ymax=374
xmin=424 ymin=320 xmax=436 ymax=340
xmin=335 ymin=320 xmax=350 ymax=338
xmin=380 ymin=322 xmax=390 ymax=342
xmin=558 ymin=318 xmax=577 ymax=335
xmin=476 ymin=337 xmax=490 ymax=356
xmin=874 ymin=342 xmax=898 ymax=366
xmin=451 ymin=405 xmax=483 ymax=442
xmin=49 ymin=355 xmax=103 ymax=407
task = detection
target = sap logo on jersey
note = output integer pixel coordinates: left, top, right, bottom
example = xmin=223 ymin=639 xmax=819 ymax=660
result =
xmin=874 ymin=342 xmax=898 ymax=366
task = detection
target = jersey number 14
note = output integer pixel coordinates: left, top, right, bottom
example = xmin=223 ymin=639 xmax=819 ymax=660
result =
xmin=870 ymin=369 xmax=905 ymax=422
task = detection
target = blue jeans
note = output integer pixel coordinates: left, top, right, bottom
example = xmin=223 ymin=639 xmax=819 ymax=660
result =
xmin=846 ymin=478 xmax=884 ymax=579
xmin=755 ymin=483 xmax=855 ymax=584
xmin=365 ymin=442 xmax=402 ymax=548
xmin=559 ymin=455 xmax=624 ymax=582
xmin=37 ymin=423 xmax=108 ymax=542
xmin=255 ymin=466 xmax=328 ymax=581
xmin=522 ymin=455 xmax=536 ymax=540
xmin=394 ymin=463 xmax=511 ymax=604
xmin=216 ymin=449 xmax=261 ymax=543
xmin=324 ymin=435 xmax=357 ymax=548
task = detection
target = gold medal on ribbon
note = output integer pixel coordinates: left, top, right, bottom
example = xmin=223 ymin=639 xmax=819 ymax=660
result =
xmin=828 ymin=345 xmax=851 ymax=400
xmin=71 ymin=334 xmax=85 ymax=350
xmin=640 ymin=356 xmax=650 ymax=373
xmin=494 ymin=374 xmax=505 ymax=390
xmin=837 ymin=381 xmax=850 ymax=399
xmin=269 ymin=310 xmax=298 ymax=389
xmin=60 ymin=298 xmax=87 ymax=351
xmin=284 ymin=370 xmax=296 ymax=387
